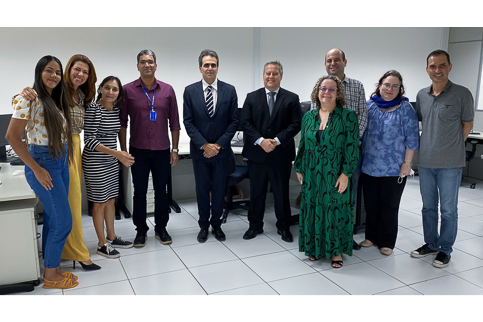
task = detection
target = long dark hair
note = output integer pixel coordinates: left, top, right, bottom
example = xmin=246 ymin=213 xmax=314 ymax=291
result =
xmin=371 ymin=70 xmax=405 ymax=100
xmin=96 ymin=76 xmax=124 ymax=107
xmin=32 ymin=55 xmax=72 ymax=159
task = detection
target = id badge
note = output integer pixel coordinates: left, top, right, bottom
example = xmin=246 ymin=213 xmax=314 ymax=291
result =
xmin=150 ymin=110 xmax=157 ymax=122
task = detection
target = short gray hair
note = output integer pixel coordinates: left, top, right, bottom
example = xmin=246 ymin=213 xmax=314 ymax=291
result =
xmin=137 ymin=49 xmax=156 ymax=63
xmin=198 ymin=49 xmax=219 ymax=67
xmin=263 ymin=61 xmax=283 ymax=76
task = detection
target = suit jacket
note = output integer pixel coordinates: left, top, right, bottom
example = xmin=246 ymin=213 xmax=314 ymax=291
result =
xmin=183 ymin=79 xmax=239 ymax=174
xmin=240 ymin=87 xmax=302 ymax=164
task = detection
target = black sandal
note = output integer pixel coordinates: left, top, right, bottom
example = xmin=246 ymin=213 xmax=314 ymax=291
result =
xmin=308 ymin=256 xmax=320 ymax=261
xmin=331 ymin=260 xmax=343 ymax=268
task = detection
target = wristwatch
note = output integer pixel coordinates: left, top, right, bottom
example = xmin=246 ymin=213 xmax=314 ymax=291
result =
xmin=172 ymin=149 xmax=179 ymax=153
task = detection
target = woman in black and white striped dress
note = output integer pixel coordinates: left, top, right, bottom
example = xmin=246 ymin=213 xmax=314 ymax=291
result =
xmin=83 ymin=76 xmax=135 ymax=258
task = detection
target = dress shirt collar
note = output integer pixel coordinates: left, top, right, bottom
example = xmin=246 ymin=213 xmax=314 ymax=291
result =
xmin=134 ymin=77 xmax=159 ymax=90
xmin=202 ymin=78 xmax=218 ymax=92
xmin=265 ymin=87 xmax=280 ymax=95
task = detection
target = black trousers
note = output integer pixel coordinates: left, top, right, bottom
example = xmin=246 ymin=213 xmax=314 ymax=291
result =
xmin=130 ymin=146 xmax=170 ymax=234
xmin=361 ymin=173 xmax=407 ymax=249
xmin=247 ymin=160 xmax=292 ymax=231
xmin=192 ymin=157 xmax=227 ymax=230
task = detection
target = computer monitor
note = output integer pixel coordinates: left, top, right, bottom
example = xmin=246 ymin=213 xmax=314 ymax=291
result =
xmin=300 ymin=101 xmax=312 ymax=115
xmin=0 ymin=114 xmax=13 ymax=162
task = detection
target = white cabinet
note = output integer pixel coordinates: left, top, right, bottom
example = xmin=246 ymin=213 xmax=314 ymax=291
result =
xmin=0 ymin=199 xmax=40 ymax=285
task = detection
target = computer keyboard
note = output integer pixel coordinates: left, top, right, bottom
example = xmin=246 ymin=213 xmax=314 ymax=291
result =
xmin=10 ymin=157 xmax=25 ymax=166
xmin=231 ymin=140 xmax=244 ymax=147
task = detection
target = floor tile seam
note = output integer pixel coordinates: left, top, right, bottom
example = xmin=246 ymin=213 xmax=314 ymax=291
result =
xmin=312 ymin=270 xmax=351 ymax=295
xmin=218 ymin=238 xmax=304 ymax=293
xmin=231 ymin=248 xmax=290 ymax=261
xmin=207 ymin=281 xmax=275 ymax=295
xmin=453 ymin=229 xmax=480 ymax=238
xmin=453 ymin=245 xmax=483 ymax=260
xmin=176 ymin=267 xmax=209 ymax=295
xmin=263 ymin=271 xmax=322 ymax=285
xmin=181 ymin=258 xmax=241 ymax=270
xmin=117 ymin=246 xmax=173 ymax=259
xmin=126 ymin=267 xmax=188 ymax=282
xmin=404 ymin=272 xmax=462 ymax=289
xmin=372 ymin=284 xmax=424 ymax=295
xmin=118 ymin=255 xmax=140 ymax=295
xmin=63 ymin=278 xmax=132 ymax=294
xmin=363 ymin=255 xmax=422 ymax=287
xmin=449 ymin=272 xmax=483 ymax=290
xmin=236 ymin=251 xmax=301 ymax=287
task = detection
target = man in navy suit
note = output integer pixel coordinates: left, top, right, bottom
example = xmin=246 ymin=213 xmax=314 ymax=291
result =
xmin=240 ymin=61 xmax=302 ymax=242
xmin=183 ymin=49 xmax=239 ymax=243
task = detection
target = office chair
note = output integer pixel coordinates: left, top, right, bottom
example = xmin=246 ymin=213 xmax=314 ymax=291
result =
xmin=462 ymin=139 xmax=479 ymax=189
xmin=222 ymin=164 xmax=249 ymax=223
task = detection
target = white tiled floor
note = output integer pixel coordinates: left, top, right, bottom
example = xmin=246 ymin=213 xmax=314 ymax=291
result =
xmin=17 ymin=176 xmax=483 ymax=297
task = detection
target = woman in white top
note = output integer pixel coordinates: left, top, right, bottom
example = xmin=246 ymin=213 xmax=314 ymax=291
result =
xmin=6 ymin=55 xmax=78 ymax=289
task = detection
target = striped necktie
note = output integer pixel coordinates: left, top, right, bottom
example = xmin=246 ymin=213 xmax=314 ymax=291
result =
xmin=206 ymin=85 xmax=214 ymax=118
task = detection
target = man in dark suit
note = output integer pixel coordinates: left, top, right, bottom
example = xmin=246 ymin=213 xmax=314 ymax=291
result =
xmin=183 ymin=49 xmax=239 ymax=243
xmin=240 ymin=61 xmax=302 ymax=242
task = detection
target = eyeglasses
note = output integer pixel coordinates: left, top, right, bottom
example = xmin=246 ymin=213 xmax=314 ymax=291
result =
xmin=382 ymin=83 xmax=400 ymax=90
xmin=319 ymin=87 xmax=337 ymax=93
xmin=139 ymin=60 xmax=155 ymax=65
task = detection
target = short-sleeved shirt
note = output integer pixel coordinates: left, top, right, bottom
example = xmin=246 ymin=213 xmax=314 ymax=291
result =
xmin=415 ymin=80 xmax=474 ymax=168
xmin=361 ymin=99 xmax=420 ymax=177
xmin=119 ymin=78 xmax=180 ymax=151
xmin=12 ymin=95 xmax=67 ymax=146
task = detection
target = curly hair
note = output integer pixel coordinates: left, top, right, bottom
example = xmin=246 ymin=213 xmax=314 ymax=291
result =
xmin=310 ymin=75 xmax=346 ymax=108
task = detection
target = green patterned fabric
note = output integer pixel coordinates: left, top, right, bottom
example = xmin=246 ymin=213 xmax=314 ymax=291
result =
xmin=294 ymin=106 xmax=359 ymax=259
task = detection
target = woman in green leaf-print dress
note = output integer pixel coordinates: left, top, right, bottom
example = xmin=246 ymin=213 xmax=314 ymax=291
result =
xmin=294 ymin=75 xmax=359 ymax=268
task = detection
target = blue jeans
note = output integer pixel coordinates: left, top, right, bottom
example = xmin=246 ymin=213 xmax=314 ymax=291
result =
xmin=418 ymin=167 xmax=462 ymax=255
xmin=25 ymin=145 xmax=72 ymax=269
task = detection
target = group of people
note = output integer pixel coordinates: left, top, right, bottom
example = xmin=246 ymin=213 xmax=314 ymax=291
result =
xmin=4 ymin=46 xmax=473 ymax=289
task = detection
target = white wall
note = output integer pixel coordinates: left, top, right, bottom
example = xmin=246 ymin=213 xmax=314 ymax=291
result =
xmin=259 ymin=27 xmax=444 ymax=103
xmin=0 ymin=27 xmax=254 ymax=145
xmin=1 ymin=27 xmax=444 ymax=108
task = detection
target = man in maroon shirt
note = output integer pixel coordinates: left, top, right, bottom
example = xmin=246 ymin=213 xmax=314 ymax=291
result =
xmin=119 ymin=49 xmax=181 ymax=247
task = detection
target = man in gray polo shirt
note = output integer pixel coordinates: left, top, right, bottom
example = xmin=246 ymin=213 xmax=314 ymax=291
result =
xmin=411 ymin=49 xmax=474 ymax=268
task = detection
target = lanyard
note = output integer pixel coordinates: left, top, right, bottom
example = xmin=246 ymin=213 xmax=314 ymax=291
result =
xmin=141 ymin=86 xmax=155 ymax=111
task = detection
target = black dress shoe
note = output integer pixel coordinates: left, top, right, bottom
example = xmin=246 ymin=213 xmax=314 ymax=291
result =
xmin=352 ymin=239 xmax=361 ymax=250
xmin=212 ymin=226 xmax=226 ymax=241
xmin=133 ymin=232 xmax=147 ymax=248
xmin=197 ymin=229 xmax=209 ymax=243
xmin=73 ymin=261 xmax=101 ymax=271
xmin=277 ymin=229 xmax=293 ymax=243
xmin=243 ymin=229 xmax=263 ymax=240
xmin=155 ymin=228 xmax=172 ymax=245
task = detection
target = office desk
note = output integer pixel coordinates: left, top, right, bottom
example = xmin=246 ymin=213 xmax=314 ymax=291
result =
xmin=0 ymin=163 xmax=40 ymax=293
xmin=468 ymin=131 xmax=483 ymax=141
